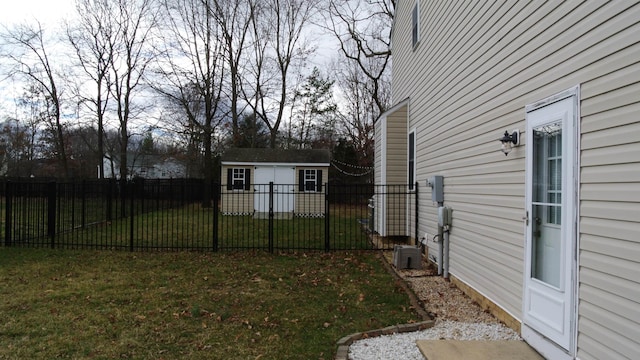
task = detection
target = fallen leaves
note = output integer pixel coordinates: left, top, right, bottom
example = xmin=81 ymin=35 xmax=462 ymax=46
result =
xmin=0 ymin=250 xmax=420 ymax=359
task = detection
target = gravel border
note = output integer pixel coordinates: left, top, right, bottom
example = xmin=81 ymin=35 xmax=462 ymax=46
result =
xmin=335 ymin=251 xmax=522 ymax=360
xmin=347 ymin=320 xmax=521 ymax=360
xmin=334 ymin=320 xmax=434 ymax=360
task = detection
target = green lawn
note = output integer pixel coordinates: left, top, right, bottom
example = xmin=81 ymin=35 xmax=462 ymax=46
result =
xmin=0 ymin=249 xmax=420 ymax=359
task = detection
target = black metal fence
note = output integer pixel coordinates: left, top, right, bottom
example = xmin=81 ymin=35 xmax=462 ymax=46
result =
xmin=1 ymin=179 xmax=416 ymax=252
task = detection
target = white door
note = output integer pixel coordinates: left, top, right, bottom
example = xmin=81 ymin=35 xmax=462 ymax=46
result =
xmin=523 ymin=90 xmax=578 ymax=354
xmin=254 ymin=166 xmax=295 ymax=213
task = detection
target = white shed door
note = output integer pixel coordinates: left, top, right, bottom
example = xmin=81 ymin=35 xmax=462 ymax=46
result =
xmin=254 ymin=166 xmax=295 ymax=213
xmin=523 ymin=92 xmax=577 ymax=355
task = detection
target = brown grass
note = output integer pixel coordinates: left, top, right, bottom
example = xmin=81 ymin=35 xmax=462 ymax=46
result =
xmin=0 ymin=249 xmax=421 ymax=359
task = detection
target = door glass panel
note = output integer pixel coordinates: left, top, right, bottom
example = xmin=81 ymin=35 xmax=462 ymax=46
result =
xmin=531 ymin=121 xmax=562 ymax=288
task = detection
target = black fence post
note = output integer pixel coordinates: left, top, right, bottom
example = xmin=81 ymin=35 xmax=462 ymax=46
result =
xmin=268 ymin=182 xmax=274 ymax=253
xmin=81 ymin=180 xmax=86 ymax=228
xmin=324 ymin=182 xmax=330 ymax=252
xmin=106 ymin=179 xmax=113 ymax=222
xmin=5 ymin=181 xmax=12 ymax=247
xmin=129 ymin=181 xmax=135 ymax=252
xmin=213 ymin=182 xmax=219 ymax=252
xmin=71 ymin=182 xmax=76 ymax=229
xmin=47 ymin=181 xmax=56 ymax=249
xmin=180 ymin=178 xmax=185 ymax=206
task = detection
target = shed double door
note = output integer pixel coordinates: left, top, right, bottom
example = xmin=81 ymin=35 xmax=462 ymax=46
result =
xmin=254 ymin=166 xmax=295 ymax=213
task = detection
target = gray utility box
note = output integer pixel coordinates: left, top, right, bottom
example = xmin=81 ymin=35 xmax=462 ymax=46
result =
xmin=393 ymin=245 xmax=422 ymax=270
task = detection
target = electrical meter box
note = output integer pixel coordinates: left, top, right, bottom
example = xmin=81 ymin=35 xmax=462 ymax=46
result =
xmin=426 ymin=175 xmax=444 ymax=203
xmin=393 ymin=245 xmax=422 ymax=270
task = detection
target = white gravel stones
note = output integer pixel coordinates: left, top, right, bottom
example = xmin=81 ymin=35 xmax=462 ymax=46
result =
xmin=348 ymin=320 xmax=521 ymax=360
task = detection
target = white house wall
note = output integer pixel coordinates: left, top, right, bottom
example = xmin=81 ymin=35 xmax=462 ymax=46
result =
xmin=374 ymin=102 xmax=409 ymax=237
xmin=391 ymin=1 xmax=640 ymax=358
xmin=578 ymin=51 xmax=640 ymax=359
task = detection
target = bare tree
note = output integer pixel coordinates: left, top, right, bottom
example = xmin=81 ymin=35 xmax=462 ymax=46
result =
xmin=0 ymin=21 xmax=70 ymax=177
xmin=211 ymin=0 xmax=254 ymax=145
xmin=66 ymin=0 xmax=115 ymax=179
xmin=333 ymin=55 xmax=386 ymax=167
xmin=0 ymin=115 xmax=38 ymax=176
xmin=106 ymin=0 xmax=158 ymax=181
xmin=154 ymin=0 xmax=228 ymax=206
xmin=324 ymin=0 xmax=393 ymax=114
xmin=246 ymin=0 xmax=318 ymax=148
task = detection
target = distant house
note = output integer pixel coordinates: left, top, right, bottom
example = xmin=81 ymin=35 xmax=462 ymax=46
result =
xmin=103 ymin=154 xmax=186 ymax=179
xmin=379 ymin=2 xmax=640 ymax=360
xmin=220 ymin=148 xmax=330 ymax=217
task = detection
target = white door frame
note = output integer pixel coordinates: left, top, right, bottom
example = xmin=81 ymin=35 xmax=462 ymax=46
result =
xmin=522 ymin=86 xmax=580 ymax=359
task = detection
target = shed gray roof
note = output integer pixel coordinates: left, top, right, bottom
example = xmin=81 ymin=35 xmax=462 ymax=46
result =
xmin=221 ymin=148 xmax=331 ymax=164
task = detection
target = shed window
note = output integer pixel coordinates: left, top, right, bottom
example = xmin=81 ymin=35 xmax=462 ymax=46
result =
xmin=227 ymin=168 xmax=251 ymax=190
xmin=299 ymin=169 xmax=323 ymax=192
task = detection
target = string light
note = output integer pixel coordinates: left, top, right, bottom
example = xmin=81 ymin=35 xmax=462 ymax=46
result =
xmin=331 ymin=159 xmax=373 ymax=170
xmin=330 ymin=160 xmax=373 ymax=177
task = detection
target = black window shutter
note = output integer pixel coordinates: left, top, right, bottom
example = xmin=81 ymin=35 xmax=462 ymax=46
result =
xmin=316 ymin=170 xmax=323 ymax=192
xmin=244 ymin=169 xmax=251 ymax=190
xmin=226 ymin=169 xmax=233 ymax=190
xmin=299 ymin=170 xmax=304 ymax=191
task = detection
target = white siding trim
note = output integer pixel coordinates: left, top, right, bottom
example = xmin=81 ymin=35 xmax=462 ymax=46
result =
xmin=573 ymin=85 xmax=581 ymax=359
xmin=525 ymin=86 xmax=580 ymax=113
xmin=523 ymin=86 xmax=580 ymax=354
xmin=408 ymin=127 xmax=417 ymax=237
xmin=377 ymin=97 xmax=410 ymax=123
xmin=522 ymin=325 xmax=573 ymax=360
xmin=408 ymin=128 xmax=416 ymax=189
xmin=380 ymin=116 xmax=388 ymax=185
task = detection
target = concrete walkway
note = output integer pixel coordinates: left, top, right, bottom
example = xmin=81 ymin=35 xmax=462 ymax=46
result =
xmin=416 ymin=340 xmax=544 ymax=360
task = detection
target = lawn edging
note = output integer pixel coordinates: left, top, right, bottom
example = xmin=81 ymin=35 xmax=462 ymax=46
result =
xmin=334 ymin=251 xmax=435 ymax=360
xmin=334 ymin=320 xmax=435 ymax=360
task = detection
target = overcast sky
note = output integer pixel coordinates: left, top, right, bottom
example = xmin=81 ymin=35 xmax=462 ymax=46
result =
xmin=0 ymin=0 xmax=75 ymax=26
xmin=0 ymin=0 xmax=337 ymax=118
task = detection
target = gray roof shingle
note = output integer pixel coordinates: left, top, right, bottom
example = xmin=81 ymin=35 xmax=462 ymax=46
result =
xmin=221 ymin=148 xmax=330 ymax=164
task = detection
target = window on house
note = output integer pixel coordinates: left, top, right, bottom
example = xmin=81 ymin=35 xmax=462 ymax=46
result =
xmin=408 ymin=131 xmax=416 ymax=190
xmin=226 ymin=168 xmax=251 ymax=190
xmin=412 ymin=2 xmax=420 ymax=48
xmin=299 ymin=169 xmax=323 ymax=192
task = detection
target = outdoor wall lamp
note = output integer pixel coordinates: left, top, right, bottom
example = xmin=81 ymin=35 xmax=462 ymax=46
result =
xmin=499 ymin=130 xmax=519 ymax=156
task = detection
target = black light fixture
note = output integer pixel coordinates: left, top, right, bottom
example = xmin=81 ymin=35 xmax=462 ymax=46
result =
xmin=499 ymin=130 xmax=519 ymax=156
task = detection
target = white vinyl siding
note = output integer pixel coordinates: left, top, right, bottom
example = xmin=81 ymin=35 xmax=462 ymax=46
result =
xmin=390 ymin=2 xmax=640 ymax=357
xmin=374 ymin=118 xmax=383 ymax=186
xmin=375 ymin=101 xmax=409 ymax=185
xmin=578 ymin=57 xmax=640 ymax=359
xmin=374 ymin=101 xmax=408 ymax=237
